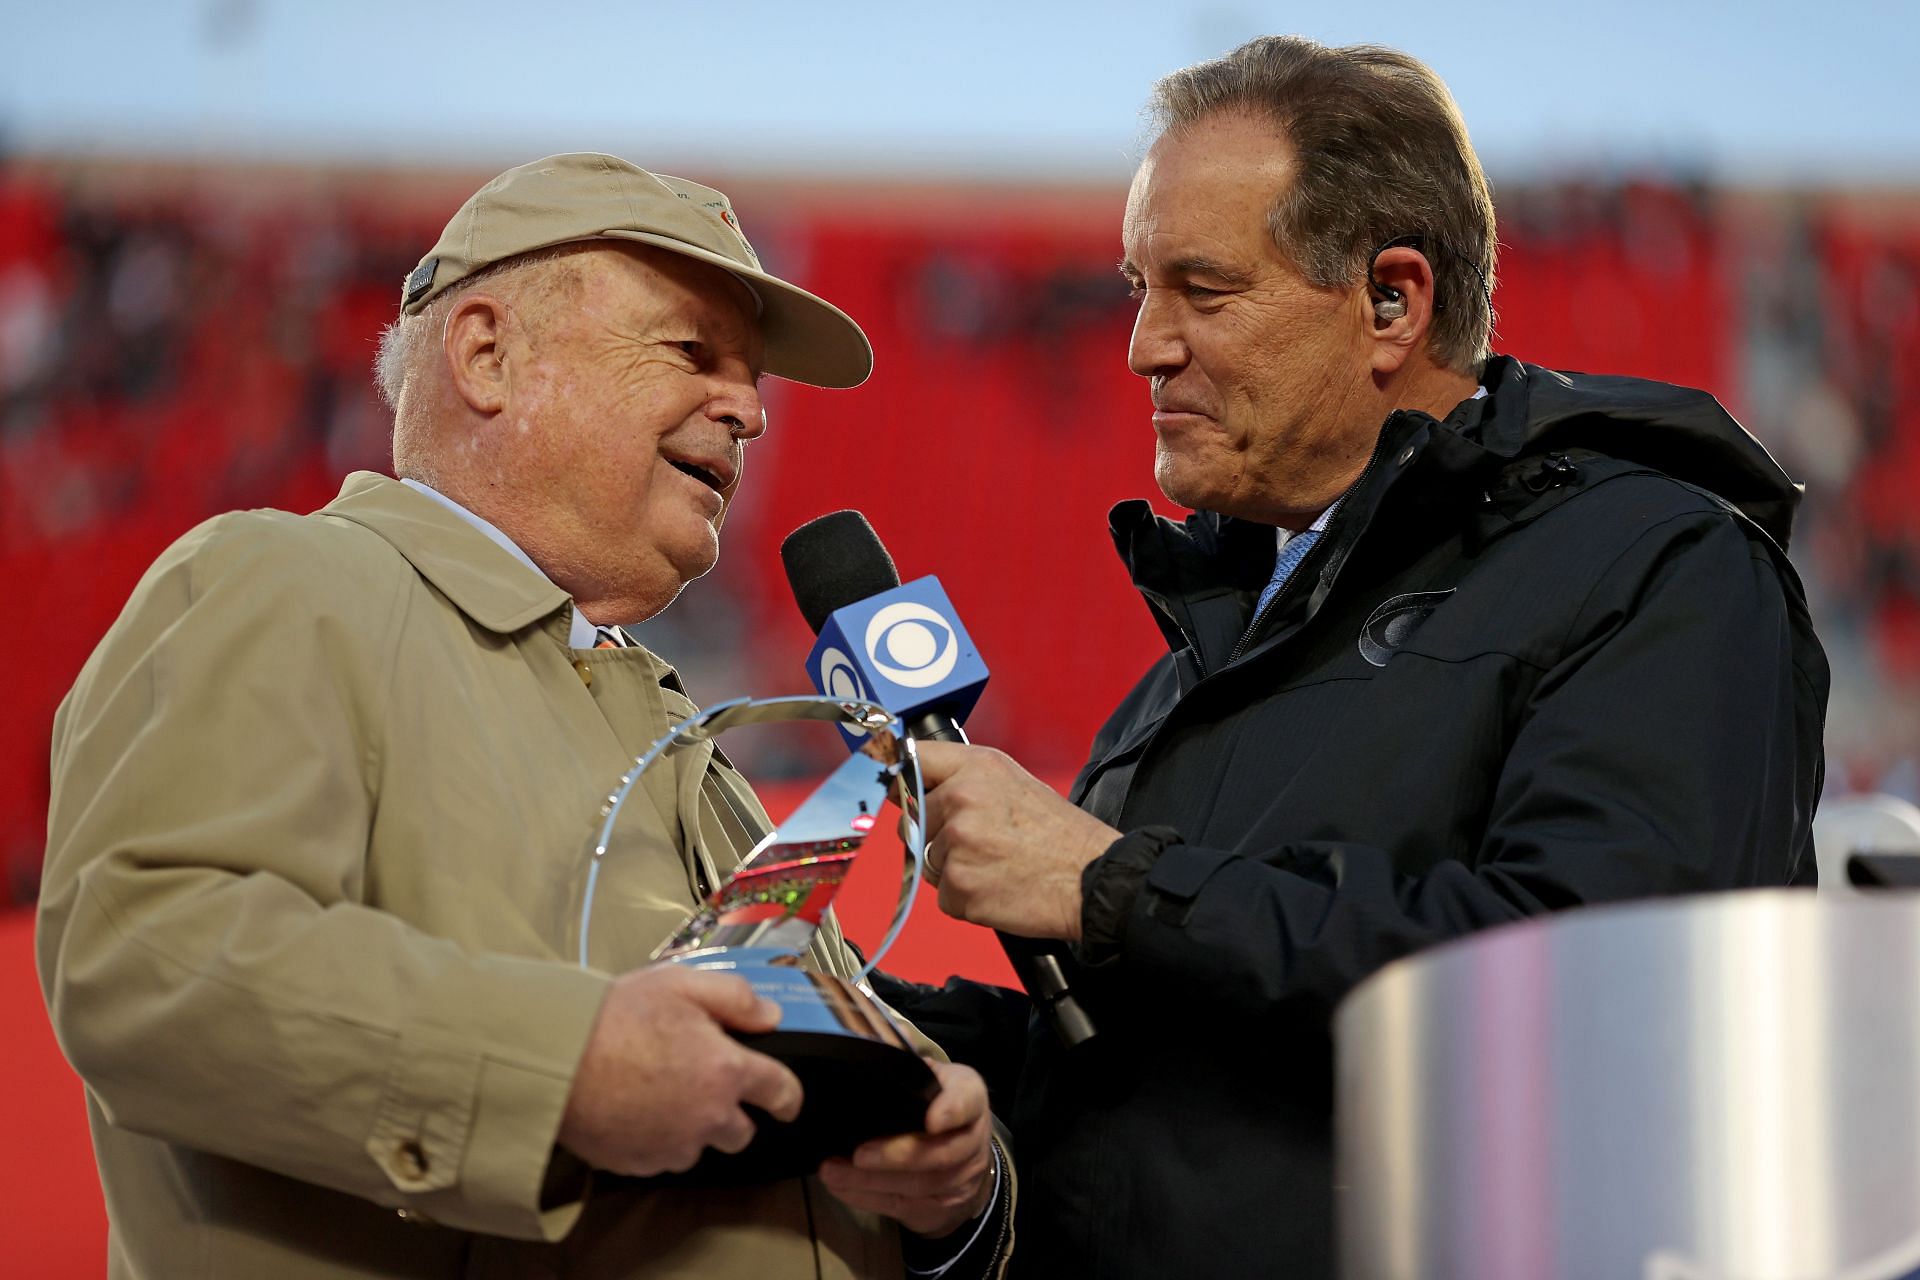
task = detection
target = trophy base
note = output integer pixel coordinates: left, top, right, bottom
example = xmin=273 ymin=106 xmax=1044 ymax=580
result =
xmin=646 ymin=951 xmax=940 ymax=1187
xmin=654 ymin=1030 xmax=939 ymax=1186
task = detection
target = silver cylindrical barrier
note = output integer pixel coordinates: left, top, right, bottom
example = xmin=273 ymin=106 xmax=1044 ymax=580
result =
xmin=1336 ymin=890 xmax=1920 ymax=1280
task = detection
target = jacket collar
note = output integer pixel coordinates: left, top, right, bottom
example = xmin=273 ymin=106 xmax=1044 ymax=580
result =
xmin=319 ymin=471 xmax=572 ymax=636
xmin=1430 ymin=356 xmax=1802 ymax=545
xmin=1112 ymin=355 xmax=1805 ymax=614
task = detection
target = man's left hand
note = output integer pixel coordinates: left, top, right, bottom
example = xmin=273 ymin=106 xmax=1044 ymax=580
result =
xmin=914 ymin=740 xmax=1122 ymax=942
xmin=818 ymin=1059 xmax=997 ymax=1238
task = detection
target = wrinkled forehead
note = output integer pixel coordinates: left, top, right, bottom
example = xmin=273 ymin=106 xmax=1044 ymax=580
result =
xmin=1120 ymin=152 xmax=1169 ymax=263
xmin=1122 ymin=121 xmax=1295 ymax=261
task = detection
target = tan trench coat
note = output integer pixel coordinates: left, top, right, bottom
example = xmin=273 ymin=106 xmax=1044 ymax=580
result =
xmin=37 ymin=472 xmax=954 ymax=1278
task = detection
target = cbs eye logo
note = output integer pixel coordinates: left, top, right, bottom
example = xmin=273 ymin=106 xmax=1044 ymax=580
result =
xmin=817 ymin=647 xmax=874 ymax=705
xmin=863 ymin=602 xmax=959 ymax=689
xmin=816 ymin=646 xmax=877 ymax=739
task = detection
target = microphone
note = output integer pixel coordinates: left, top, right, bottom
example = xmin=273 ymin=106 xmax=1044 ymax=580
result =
xmin=781 ymin=510 xmax=1096 ymax=1046
xmin=783 ymin=512 xmax=985 ymax=746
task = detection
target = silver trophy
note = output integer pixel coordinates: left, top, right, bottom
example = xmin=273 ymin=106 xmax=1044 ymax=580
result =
xmin=578 ymin=695 xmax=937 ymax=1185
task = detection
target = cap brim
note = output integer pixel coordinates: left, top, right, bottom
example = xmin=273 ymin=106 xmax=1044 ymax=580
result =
xmin=602 ymin=230 xmax=873 ymax=389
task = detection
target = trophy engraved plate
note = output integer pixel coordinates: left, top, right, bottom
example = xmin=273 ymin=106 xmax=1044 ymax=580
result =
xmin=579 ymin=696 xmax=938 ymax=1186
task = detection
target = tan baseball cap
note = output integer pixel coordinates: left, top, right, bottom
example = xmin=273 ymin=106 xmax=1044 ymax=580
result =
xmin=401 ymin=152 xmax=873 ymax=388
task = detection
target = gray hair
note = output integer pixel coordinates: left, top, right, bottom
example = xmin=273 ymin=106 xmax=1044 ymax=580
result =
xmin=1150 ymin=36 xmax=1497 ymax=372
xmin=372 ymin=243 xmax=590 ymax=411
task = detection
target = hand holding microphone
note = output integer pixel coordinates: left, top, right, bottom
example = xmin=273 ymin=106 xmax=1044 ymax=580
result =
xmin=781 ymin=511 xmax=1105 ymax=1045
xmin=912 ymin=740 xmax=1122 ymax=944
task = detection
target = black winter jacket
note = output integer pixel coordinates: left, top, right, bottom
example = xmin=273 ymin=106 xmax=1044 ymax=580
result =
xmin=880 ymin=356 xmax=1828 ymax=1278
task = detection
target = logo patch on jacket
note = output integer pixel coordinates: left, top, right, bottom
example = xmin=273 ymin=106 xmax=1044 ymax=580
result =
xmin=1359 ymin=590 xmax=1455 ymax=667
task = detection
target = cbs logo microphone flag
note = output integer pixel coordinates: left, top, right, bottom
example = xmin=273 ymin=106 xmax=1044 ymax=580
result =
xmin=804 ymin=576 xmax=989 ymax=747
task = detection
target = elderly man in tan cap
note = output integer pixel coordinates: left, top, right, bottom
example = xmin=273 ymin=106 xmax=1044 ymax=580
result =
xmin=37 ymin=154 xmax=1009 ymax=1279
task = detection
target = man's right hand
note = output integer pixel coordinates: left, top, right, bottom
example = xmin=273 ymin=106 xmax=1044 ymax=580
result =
xmin=557 ymin=964 xmax=804 ymax=1176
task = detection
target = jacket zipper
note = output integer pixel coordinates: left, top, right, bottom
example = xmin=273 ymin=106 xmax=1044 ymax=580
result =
xmin=1217 ymin=417 xmax=1405 ymax=672
xmin=1097 ymin=416 xmax=1414 ymax=826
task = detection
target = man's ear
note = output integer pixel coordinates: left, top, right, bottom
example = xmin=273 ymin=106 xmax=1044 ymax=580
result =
xmin=1362 ymin=245 xmax=1438 ymax=376
xmin=441 ymin=292 xmax=513 ymax=416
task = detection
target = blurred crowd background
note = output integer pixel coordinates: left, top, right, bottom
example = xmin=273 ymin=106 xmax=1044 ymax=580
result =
xmin=5 ymin=8 xmax=1915 ymax=1272
xmin=2 ymin=1 xmax=1917 ymax=908
xmin=4 ymin=159 xmax=1919 ymax=906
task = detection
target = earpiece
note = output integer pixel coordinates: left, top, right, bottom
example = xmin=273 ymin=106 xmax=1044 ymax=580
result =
xmin=1368 ymin=234 xmax=1423 ymax=322
xmin=1365 ymin=233 xmax=1495 ymax=324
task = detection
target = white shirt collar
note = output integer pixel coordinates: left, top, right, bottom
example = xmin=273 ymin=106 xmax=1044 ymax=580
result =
xmin=1274 ymin=500 xmax=1338 ymax=554
xmin=400 ymin=478 xmax=601 ymax=648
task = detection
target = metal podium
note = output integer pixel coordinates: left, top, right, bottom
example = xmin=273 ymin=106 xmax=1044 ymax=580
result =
xmin=1336 ymin=890 xmax=1920 ymax=1280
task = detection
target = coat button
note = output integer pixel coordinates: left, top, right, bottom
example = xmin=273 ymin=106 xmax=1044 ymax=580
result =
xmin=394 ymin=1140 xmax=430 ymax=1180
xmin=573 ymin=659 xmax=592 ymax=687
xmin=1396 ymin=445 xmax=1416 ymax=465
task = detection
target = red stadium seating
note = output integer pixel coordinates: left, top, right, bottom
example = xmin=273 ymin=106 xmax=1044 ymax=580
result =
xmin=6 ymin=162 xmax=1920 ymax=1274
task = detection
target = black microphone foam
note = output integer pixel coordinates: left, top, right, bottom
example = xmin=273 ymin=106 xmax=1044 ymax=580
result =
xmin=781 ymin=510 xmax=902 ymax=635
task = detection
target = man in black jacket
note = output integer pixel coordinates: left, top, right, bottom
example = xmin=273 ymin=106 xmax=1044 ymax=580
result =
xmin=887 ymin=35 xmax=1828 ymax=1278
